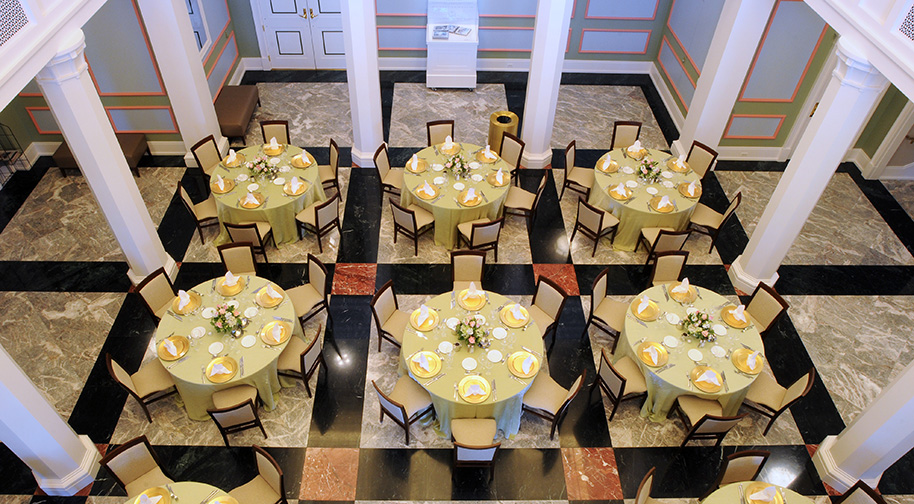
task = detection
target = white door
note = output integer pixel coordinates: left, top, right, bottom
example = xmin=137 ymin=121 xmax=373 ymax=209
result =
xmin=253 ymin=0 xmax=344 ymax=70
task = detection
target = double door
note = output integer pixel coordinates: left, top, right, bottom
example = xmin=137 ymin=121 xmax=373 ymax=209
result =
xmin=254 ymin=0 xmax=345 ymax=69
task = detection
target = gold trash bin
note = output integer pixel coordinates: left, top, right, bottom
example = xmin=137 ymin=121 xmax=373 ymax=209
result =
xmin=488 ymin=111 xmax=518 ymax=154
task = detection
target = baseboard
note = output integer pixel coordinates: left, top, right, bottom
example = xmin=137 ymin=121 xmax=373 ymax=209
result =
xmin=648 ymin=63 xmax=685 ymax=131
xmin=148 ymin=141 xmax=187 ymax=156
xmin=228 ymin=58 xmax=263 ymax=86
xmin=878 ymin=164 xmax=914 ymax=180
xmin=844 ymin=147 xmax=874 ymax=175
xmin=24 ymin=142 xmax=61 ymax=165
xmin=378 ymin=57 xmax=427 ymax=71
xmin=716 ymin=146 xmax=784 ymax=161
xmin=562 ymin=59 xmax=654 ymax=74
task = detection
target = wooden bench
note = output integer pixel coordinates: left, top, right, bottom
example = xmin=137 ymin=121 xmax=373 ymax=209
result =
xmin=53 ymin=133 xmax=148 ymax=177
xmin=215 ymin=85 xmax=260 ymax=140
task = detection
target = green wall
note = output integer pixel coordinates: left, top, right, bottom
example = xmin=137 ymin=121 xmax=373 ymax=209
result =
xmin=855 ymin=85 xmax=907 ymax=157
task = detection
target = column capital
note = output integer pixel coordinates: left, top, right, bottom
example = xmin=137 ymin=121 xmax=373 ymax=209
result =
xmin=36 ymin=29 xmax=88 ymax=84
xmin=834 ymin=36 xmax=888 ymax=91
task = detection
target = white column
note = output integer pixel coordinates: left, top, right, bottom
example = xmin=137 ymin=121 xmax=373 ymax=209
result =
xmin=670 ymin=0 xmax=776 ymax=158
xmin=728 ymin=37 xmax=887 ymax=293
xmin=341 ymin=0 xmax=384 ymax=167
xmin=519 ymin=0 xmax=574 ymax=169
xmin=36 ymin=29 xmax=178 ymax=285
xmin=0 ymin=344 xmax=100 ymax=495
xmin=136 ymin=0 xmax=227 ymax=163
xmin=814 ymin=360 xmax=914 ymax=492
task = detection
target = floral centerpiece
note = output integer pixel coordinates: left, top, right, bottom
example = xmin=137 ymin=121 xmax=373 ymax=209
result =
xmin=245 ymin=155 xmax=279 ymax=179
xmin=453 ymin=314 xmax=491 ymax=350
xmin=445 ymin=154 xmax=471 ymax=179
xmin=681 ymin=309 xmax=715 ymax=344
xmin=211 ymin=303 xmax=243 ymax=335
xmin=638 ymin=157 xmax=662 ymax=184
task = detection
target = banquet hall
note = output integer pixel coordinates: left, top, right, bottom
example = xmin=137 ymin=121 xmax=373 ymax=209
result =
xmin=1 ymin=0 xmax=914 ymax=503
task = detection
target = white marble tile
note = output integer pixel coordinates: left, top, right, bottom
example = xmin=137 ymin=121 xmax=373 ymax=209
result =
xmin=716 ymin=171 xmax=914 ymax=265
xmin=553 ymin=85 xmax=668 ymax=151
xmin=389 ymin=84 xmax=509 ymax=148
xmin=883 ymin=180 xmax=914 ymax=221
xmin=240 ymin=83 xmax=352 ymax=148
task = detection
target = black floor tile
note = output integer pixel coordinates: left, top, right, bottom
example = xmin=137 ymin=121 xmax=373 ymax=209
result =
xmin=526 ymin=170 xmax=571 ymax=264
xmin=0 ymin=442 xmax=38 ymax=494
xmin=0 ymin=261 xmax=131 ymax=292
xmin=0 ymin=160 xmax=49 ymax=234
xmin=337 ymin=170 xmax=380 ymax=264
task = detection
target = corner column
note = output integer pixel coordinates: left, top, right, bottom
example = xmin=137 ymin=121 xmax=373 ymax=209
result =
xmin=519 ymin=0 xmax=574 ymax=169
xmin=670 ymin=0 xmax=776 ymax=158
xmin=341 ymin=0 xmax=384 ymax=167
xmin=0 ymin=344 xmax=100 ymax=495
xmin=136 ymin=0 xmax=227 ymax=162
xmin=728 ymin=37 xmax=887 ymax=293
xmin=36 ymin=29 xmax=177 ymax=284
xmin=814 ymin=361 xmax=914 ymax=491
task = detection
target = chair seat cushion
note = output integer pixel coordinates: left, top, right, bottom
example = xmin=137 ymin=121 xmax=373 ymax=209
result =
xmin=132 ymin=360 xmax=175 ymax=398
xmin=599 ymin=210 xmax=620 ymax=229
xmin=319 ymin=164 xmax=335 ymax=183
xmin=690 ymin=203 xmax=722 ymax=229
xmin=523 ymin=372 xmax=566 ymax=415
xmin=383 ymin=169 xmax=404 ymax=190
xmin=406 ymin=204 xmax=435 ymax=229
xmin=567 ymin=167 xmax=595 ymax=188
xmin=678 ymin=394 xmax=722 ymax=425
xmin=124 ymin=467 xmax=174 ymax=497
xmin=614 ymin=356 xmax=647 ymax=395
xmin=640 ymin=227 xmax=676 ymax=247
xmin=296 ymin=202 xmax=319 ymax=226
xmin=528 ymin=305 xmax=554 ymax=333
xmin=381 ymin=310 xmax=409 ymax=343
xmin=238 ymin=220 xmax=273 ymax=238
xmin=389 ymin=376 xmax=432 ymax=417
xmin=229 ymin=475 xmax=281 ymax=504
xmin=452 ymin=418 xmax=497 ymax=446
xmin=593 ymin=297 xmax=626 ymax=333
xmin=457 ymin=218 xmax=491 ymax=240
xmin=212 ymin=384 xmax=258 ymax=409
xmin=286 ymin=284 xmax=323 ymax=318
xmin=505 ymin=186 xmax=535 ymax=210
xmin=745 ymin=371 xmax=786 ymax=410
xmin=277 ymin=335 xmax=310 ymax=373
xmin=153 ymin=302 xmax=170 ymax=320
xmin=194 ymin=197 xmax=219 ymax=220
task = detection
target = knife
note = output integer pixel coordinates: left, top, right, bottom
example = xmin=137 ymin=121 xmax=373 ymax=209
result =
xmin=627 ymin=314 xmax=648 ymax=328
xmin=240 ymin=356 xmax=245 ymax=377
xmin=492 ymin=379 xmax=497 ymax=400
xmin=450 ymin=290 xmax=456 ymax=308
xmin=655 ymin=363 xmax=675 ymax=373
xmin=521 ymin=346 xmax=543 ymax=358
xmin=425 ymin=372 xmax=446 ymax=385
xmin=721 ymin=370 xmax=729 ymax=392
xmin=661 ymin=284 xmax=670 ymax=301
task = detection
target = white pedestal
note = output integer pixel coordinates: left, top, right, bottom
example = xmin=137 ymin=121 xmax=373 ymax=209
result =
xmin=427 ymin=35 xmax=478 ymax=89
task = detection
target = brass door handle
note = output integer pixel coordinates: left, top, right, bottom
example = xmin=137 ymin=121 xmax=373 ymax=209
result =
xmin=299 ymin=8 xmax=307 ymax=18
xmin=310 ymin=8 xmax=317 ymax=18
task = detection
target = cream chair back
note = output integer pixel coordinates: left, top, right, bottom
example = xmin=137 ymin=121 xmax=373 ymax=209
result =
xmin=591 ymin=268 xmax=609 ymax=314
xmin=577 ymin=199 xmax=604 ymax=235
xmin=746 ymin=282 xmax=787 ymax=334
xmin=634 ymin=468 xmax=655 ymax=504
xmin=329 ymin=138 xmax=340 ymax=172
xmin=611 ymin=121 xmax=642 ymax=150
xmin=470 ymin=220 xmax=502 ymax=247
xmin=687 ymin=140 xmax=718 ymax=178
xmin=693 ymin=414 xmax=743 ymax=436
xmin=374 ymin=144 xmax=390 ymax=179
xmin=452 ymin=251 xmax=484 ymax=284
xmin=225 ymin=223 xmax=262 ymax=245
xmin=303 ymin=328 xmax=323 ymax=371
xmin=598 ymin=349 xmax=624 ymax=399
xmin=720 ymin=192 xmax=742 ymax=227
xmin=373 ymin=381 xmax=407 ymax=423
xmin=108 ymin=358 xmax=139 ymax=396
xmin=372 ymin=284 xmax=397 ymax=325
xmin=455 ymin=443 xmax=499 ymax=462
xmin=651 ymin=251 xmax=688 ymax=285
xmin=500 ymin=133 xmax=524 ymax=169
xmin=781 ymin=369 xmax=815 ymax=408
xmin=308 ymin=256 xmax=328 ymax=298
xmin=534 ymin=278 xmax=567 ymax=321
xmin=427 ymin=120 xmax=454 ymax=146
xmin=191 ymin=136 xmax=221 ymax=175
xmin=178 ymin=186 xmax=197 ymax=215
xmin=564 ymin=140 xmax=577 ymax=174
xmin=839 ymin=483 xmax=885 ymax=504
xmin=719 ymin=451 xmax=769 ymax=486
xmin=253 ymin=446 xmax=284 ymax=495
xmin=261 ymin=121 xmax=290 ymax=145
xmin=138 ymin=270 xmax=175 ymax=316
xmin=211 ymin=401 xmax=257 ymax=427
xmin=219 ymin=243 xmax=256 ymax=275
xmin=390 ymin=202 xmax=417 ymax=232
xmin=316 ymin=193 xmax=340 ymax=229
xmin=654 ymin=230 xmax=691 ymax=253
xmin=106 ymin=440 xmax=159 ymax=486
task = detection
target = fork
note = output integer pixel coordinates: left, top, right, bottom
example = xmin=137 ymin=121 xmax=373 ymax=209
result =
xmin=166 ymin=484 xmax=179 ymax=501
xmin=492 ymin=380 xmax=497 ymax=400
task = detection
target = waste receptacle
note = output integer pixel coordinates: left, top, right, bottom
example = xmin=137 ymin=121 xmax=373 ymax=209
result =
xmin=487 ymin=111 xmax=518 ymax=154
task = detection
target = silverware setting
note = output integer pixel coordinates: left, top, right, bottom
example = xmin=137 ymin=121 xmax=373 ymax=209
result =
xmin=627 ymin=314 xmax=648 ymax=328
xmin=453 ymin=382 xmax=458 ymax=400
xmin=450 ymin=290 xmax=456 ymax=308
xmin=738 ymin=484 xmax=745 ymax=504
xmin=200 ymin=489 xmax=218 ymax=504
xmin=167 ymin=355 xmax=190 ymax=369
xmin=721 ymin=370 xmax=729 ymax=392
xmin=686 ymin=373 xmax=693 ymax=391
xmin=509 ymin=374 xmax=526 ymax=384
xmin=521 ymin=346 xmax=543 ymax=358
xmin=695 ymin=286 xmax=703 ymax=299
xmin=169 ymin=311 xmax=184 ymax=322
xmin=272 ymin=316 xmax=293 ymax=323
xmin=492 ymin=379 xmax=497 ymax=400
xmin=415 ymin=330 xmax=428 ymax=340
xmin=166 ymin=484 xmax=178 ymax=501
xmin=425 ymin=373 xmax=446 ymax=385
xmin=655 ymin=363 xmax=674 ymax=373
xmin=240 ymin=356 xmax=245 ymax=377
xmin=661 ymin=284 xmax=670 ymax=301
xmin=481 ymin=191 xmax=488 ymax=202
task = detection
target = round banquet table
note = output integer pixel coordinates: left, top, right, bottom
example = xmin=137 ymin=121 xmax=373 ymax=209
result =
xmin=704 ymin=482 xmax=814 ymax=504
xmin=398 ymin=290 xmax=544 ymax=437
xmin=123 ymin=481 xmax=230 ymax=502
xmin=154 ymin=275 xmax=304 ymax=420
xmin=399 ymin=142 xmax=512 ymax=249
xmin=588 ymin=148 xmax=702 ymax=251
xmin=615 ymin=283 xmax=764 ymax=422
xmin=212 ymin=144 xmax=326 ymax=246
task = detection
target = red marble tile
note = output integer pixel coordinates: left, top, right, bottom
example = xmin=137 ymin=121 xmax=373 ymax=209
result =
xmin=806 ymin=443 xmax=818 ymax=458
xmin=332 ymin=263 xmax=377 ymax=295
xmin=735 ymin=288 xmax=749 ymax=297
xmin=533 ymin=263 xmax=579 ymax=296
xmin=561 ymin=447 xmax=623 ymax=500
xmin=823 ymin=482 xmax=843 ymax=497
xmin=300 ymin=447 xmax=359 ymax=500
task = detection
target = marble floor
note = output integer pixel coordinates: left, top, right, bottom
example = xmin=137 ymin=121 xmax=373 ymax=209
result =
xmin=1 ymin=71 xmax=913 ymax=504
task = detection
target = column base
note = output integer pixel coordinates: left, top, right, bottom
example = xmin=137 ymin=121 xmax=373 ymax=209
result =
xmin=127 ymin=254 xmax=179 ymax=286
xmin=521 ymin=149 xmax=553 ymax=169
xmin=671 ymin=139 xmax=688 ymax=159
xmin=184 ymin=136 xmax=229 ymax=167
xmin=351 ymin=146 xmax=377 ymax=168
xmin=812 ymin=435 xmax=881 ymax=493
xmin=728 ymin=254 xmax=779 ymax=294
xmin=33 ymin=435 xmax=100 ymax=496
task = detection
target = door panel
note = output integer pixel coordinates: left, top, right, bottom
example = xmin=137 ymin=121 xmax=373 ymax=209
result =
xmin=260 ymin=0 xmax=316 ymax=68
xmin=308 ymin=0 xmax=345 ymax=68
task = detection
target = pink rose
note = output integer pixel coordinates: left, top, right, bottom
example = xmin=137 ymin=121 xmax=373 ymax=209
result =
xmin=702 ymin=330 xmax=708 ymax=336
xmin=219 ymin=308 xmax=226 ymax=314
xmin=468 ymin=336 xmax=475 ymax=344
xmin=216 ymin=322 xmax=222 ymax=328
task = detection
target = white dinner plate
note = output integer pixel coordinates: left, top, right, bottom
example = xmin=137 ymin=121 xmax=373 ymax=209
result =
xmin=201 ymin=307 xmax=217 ymax=319
xmin=241 ymin=335 xmax=257 ymax=348
xmin=711 ymin=345 xmax=726 ymax=358
xmin=269 ymin=157 xmax=281 ymax=165
xmin=625 ymin=180 xmax=638 ymax=188
xmin=453 ymin=182 xmax=466 ymax=191
xmin=622 ymin=166 xmax=634 ymax=174
xmin=432 ymin=163 xmax=444 ymax=172
xmin=438 ymin=341 xmax=454 ymax=354
xmin=462 ymin=357 xmax=477 ymax=371
xmin=273 ymin=178 xmax=285 ymax=185
xmin=687 ymin=349 xmax=703 ymax=361
xmin=445 ymin=317 xmax=459 ymax=330
xmin=227 ymin=300 xmax=240 ymax=309
xmin=244 ymin=307 xmax=259 ymax=318
xmin=646 ymin=187 xmax=659 ymax=195
xmin=712 ymin=324 xmax=727 ymax=336
xmin=247 ymin=183 xmax=259 ymax=192
xmin=471 ymin=174 xmax=483 ymax=182
xmin=661 ymin=171 xmax=673 ymax=178
xmin=665 ymin=312 xmax=681 ymax=325
xmin=686 ymin=307 xmax=698 ymax=315
xmin=474 ymin=315 xmax=486 ymax=325
xmin=663 ymin=335 xmax=679 ymax=348
xmin=191 ymin=326 xmax=206 ymax=339
xmin=208 ymin=342 xmax=224 ymax=357
xmin=434 ymin=176 xmax=446 ymax=185
xmin=469 ymin=161 xmax=481 ymax=169
xmin=280 ymin=165 xmax=291 ymax=173
xmin=662 ymin=181 xmax=675 ymax=188
xmin=235 ymin=174 xmax=249 ymax=182
xmin=487 ymin=350 xmax=503 ymax=363
xmin=492 ymin=327 xmax=507 ymax=340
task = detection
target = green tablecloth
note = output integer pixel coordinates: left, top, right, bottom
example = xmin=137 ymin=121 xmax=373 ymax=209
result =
xmin=588 ymin=148 xmax=701 ymax=251
xmin=213 ymin=145 xmax=326 ymax=246
xmin=399 ymin=143 xmax=511 ymax=249
xmin=123 ymin=481 xmax=229 ymax=501
xmin=154 ymin=276 xmax=303 ymax=420
xmin=398 ymin=290 xmax=544 ymax=437
xmin=705 ymin=482 xmax=813 ymax=504
xmin=616 ymin=284 xmax=764 ymax=422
